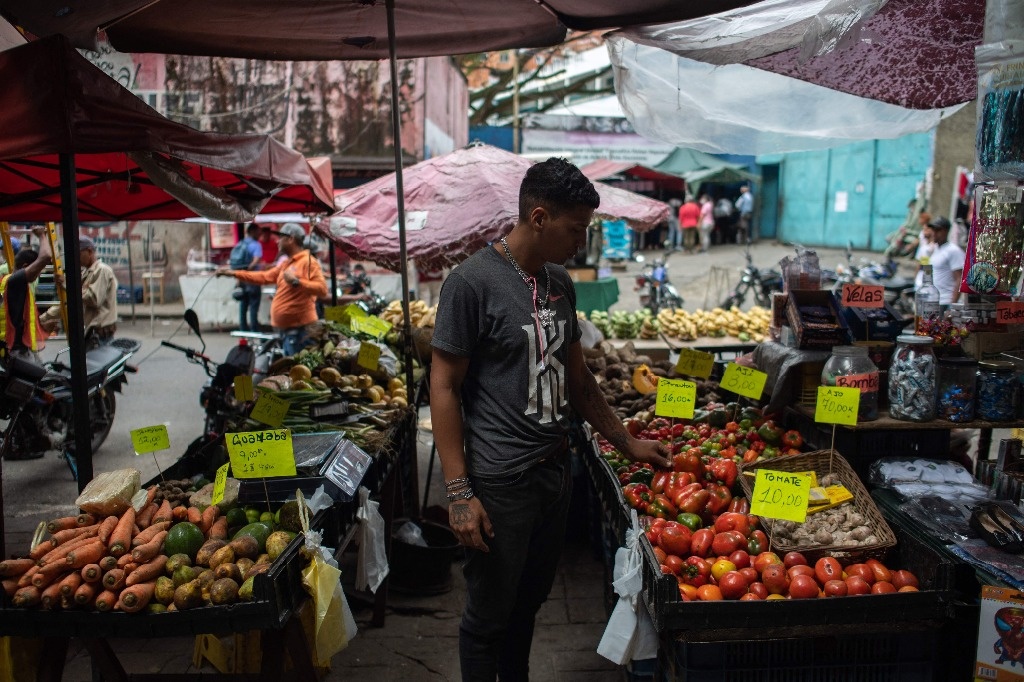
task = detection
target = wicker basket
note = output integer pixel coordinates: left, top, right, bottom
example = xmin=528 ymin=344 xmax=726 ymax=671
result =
xmin=739 ymin=449 xmax=896 ymax=564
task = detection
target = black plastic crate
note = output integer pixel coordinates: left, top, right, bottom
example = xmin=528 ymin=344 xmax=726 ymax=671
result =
xmin=580 ymin=430 xmax=632 ymax=544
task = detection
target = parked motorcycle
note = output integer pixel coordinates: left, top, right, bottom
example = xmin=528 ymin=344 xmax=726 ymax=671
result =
xmin=0 ymin=336 xmax=140 ymax=478
xmin=720 ymin=242 xmax=784 ymax=309
xmin=635 ymin=256 xmax=684 ymax=314
xmin=823 ymin=244 xmax=915 ymax=316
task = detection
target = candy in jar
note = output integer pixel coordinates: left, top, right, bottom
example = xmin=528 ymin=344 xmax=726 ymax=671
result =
xmin=937 ymin=356 xmax=977 ymax=423
xmin=888 ymin=334 xmax=936 ymax=422
xmin=977 ymin=360 xmax=1017 ymax=421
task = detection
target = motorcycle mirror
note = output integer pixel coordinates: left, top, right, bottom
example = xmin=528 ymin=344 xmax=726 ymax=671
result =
xmin=183 ymin=309 xmax=206 ymax=352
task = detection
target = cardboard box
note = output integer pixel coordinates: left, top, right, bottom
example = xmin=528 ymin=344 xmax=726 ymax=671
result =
xmin=785 ymin=290 xmax=852 ymax=350
xmin=567 ymin=267 xmax=597 ymax=283
xmin=976 ymin=585 xmax=1024 ymax=681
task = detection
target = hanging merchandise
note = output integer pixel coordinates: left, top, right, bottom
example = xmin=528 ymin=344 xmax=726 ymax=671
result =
xmin=977 ymin=42 xmax=1024 ymax=180
xmin=959 ymin=185 xmax=1024 ymax=298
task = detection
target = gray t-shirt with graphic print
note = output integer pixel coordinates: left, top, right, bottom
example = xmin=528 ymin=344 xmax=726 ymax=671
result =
xmin=431 ymin=245 xmax=582 ymax=479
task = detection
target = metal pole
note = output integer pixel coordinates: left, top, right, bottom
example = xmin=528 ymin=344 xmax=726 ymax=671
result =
xmin=513 ymin=51 xmax=520 ymax=154
xmin=59 ymin=153 xmax=93 ymax=491
xmin=147 ymin=223 xmax=154 ymax=336
xmin=386 ymin=0 xmax=420 ymax=517
xmin=125 ymin=222 xmax=136 ymax=323
xmin=329 ymin=242 xmax=338 ymax=306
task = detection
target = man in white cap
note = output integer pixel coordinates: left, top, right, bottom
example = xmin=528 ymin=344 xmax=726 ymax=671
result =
xmin=219 ymin=223 xmax=327 ymax=354
xmin=40 ymin=235 xmax=119 ymax=345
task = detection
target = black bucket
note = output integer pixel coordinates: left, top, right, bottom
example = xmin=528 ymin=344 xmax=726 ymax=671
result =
xmin=389 ymin=519 xmax=460 ymax=595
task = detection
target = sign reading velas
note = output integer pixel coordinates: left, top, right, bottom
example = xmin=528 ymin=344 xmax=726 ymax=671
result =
xmin=840 ymin=283 xmax=884 ymax=308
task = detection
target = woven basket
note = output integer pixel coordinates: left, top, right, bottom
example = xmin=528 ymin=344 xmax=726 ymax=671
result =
xmin=409 ymin=326 xmax=434 ymax=363
xmin=739 ymin=449 xmax=896 ymax=564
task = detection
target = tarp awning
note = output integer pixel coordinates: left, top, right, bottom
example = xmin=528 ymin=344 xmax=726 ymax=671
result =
xmin=579 ymin=159 xmax=683 ymax=183
xmin=655 ymin=147 xmax=759 ymax=185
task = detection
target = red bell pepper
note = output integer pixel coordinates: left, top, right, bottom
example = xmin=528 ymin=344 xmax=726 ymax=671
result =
xmin=705 ymin=484 xmax=733 ymax=515
xmin=680 ymin=555 xmax=712 ymax=586
xmin=707 ymin=458 xmax=738 ymax=488
xmin=650 ymin=470 xmax=672 ymax=494
xmin=670 ymin=482 xmax=703 ymax=509
xmin=728 ymin=497 xmax=750 ymax=514
xmin=672 ymin=448 xmax=705 ymax=478
xmin=646 ymin=494 xmax=678 ymax=520
xmin=676 ymin=488 xmax=710 ymax=514
xmin=664 ymin=472 xmax=697 ymax=499
xmin=622 ymin=483 xmax=652 ymax=510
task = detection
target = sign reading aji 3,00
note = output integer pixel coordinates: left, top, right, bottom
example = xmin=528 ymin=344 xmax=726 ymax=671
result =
xmin=720 ymin=364 xmax=767 ymax=400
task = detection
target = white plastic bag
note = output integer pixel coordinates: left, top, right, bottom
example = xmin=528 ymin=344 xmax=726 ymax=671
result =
xmin=395 ymin=521 xmax=428 ymax=548
xmin=597 ymin=511 xmax=658 ymax=665
xmin=355 ymin=486 xmax=389 ymax=593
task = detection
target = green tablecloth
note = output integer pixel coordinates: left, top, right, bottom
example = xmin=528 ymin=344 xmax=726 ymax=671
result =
xmin=574 ymin=278 xmax=619 ymax=315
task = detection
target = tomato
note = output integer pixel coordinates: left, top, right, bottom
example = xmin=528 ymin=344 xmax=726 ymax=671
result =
xmin=678 ymin=583 xmax=698 ymax=601
xmin=624 ymin=418 xmax=645 ymax=436
xmin=783 ymin=551 xmax=808 ymax=569
xmin=823 ymin=579 xmax=848 ymax=597
xmin=740 ymin=592 xmax=761 ymax=601
xmin=871 ymin=581 xmax=897 ymax=594
xmin=747 ymin=530 xmax=769 ymax=555
xmin=747 ymin=581 xmax=769 ymax=600
xmin=711 ymin=530 xmax=747 ymax=557
xmin=663 ymin=554 xmax=685 ymax=575
xmin=845 ymin=563 xmax=875 ymax=585
xmin=658 ymin=526 xmax=693 ymax=557
xmin=728 ymin=550 xmax=751 ymax=569
xmin=761 ymin=564 xmax=790 ymax=595
xmin=711 ymin=559 xmax=737 ymax=582
xmin=845 ymin=576 xmax=872 ymax=595
xmin=718 ymin=571 xmax=750 ymax=600
xmin=898 ymin=585 xmax=919 ymax=593
xmin=714 ymin=512 xmax=751 ymax=537
xmin=866 ymin=559 xmax=893 ymax=584
xmin=690 ymin=528 xmax=715 ymax=558
xmin=891 ymin=570 xmax=919 ymax=590
xmin=789 ymin=574 xmax=819 ymax=599
xmin=787 ymin=565 xmax=815 ymax=580
xmin=781 ymin=430 xmax=803 ymax=449
xmin=814 ymin=557 xmax=843 ymax=586
xmin=753 ymin=551 xmax=783 ymax=573
xmin=724 ymin=421 xmax=741 ymax=433
xmin=696 ymin=585 xmax=724 ymax=601
xmin=739 ymin=566 xmax=759 ymax=584
xmin=652 ymin=547 xmax=668 ymax=565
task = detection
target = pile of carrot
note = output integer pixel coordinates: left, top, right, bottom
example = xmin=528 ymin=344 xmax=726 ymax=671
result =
xmin=1 ymin=485 xmax=222 ymax=614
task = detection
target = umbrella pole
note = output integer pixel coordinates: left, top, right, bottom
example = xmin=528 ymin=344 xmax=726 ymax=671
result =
xmin=386 ymin=0 xmax=420 ymax=519
xmin=126 ymin=222 xmax=136 ymax=323
xmin=329 ymin=242 xmax=338 ymax=306
xmin=59 ymin=153 xmax=93 ymax=491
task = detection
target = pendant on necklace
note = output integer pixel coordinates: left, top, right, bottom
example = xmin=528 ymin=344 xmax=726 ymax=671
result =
xmin=537 ymin=306 xmax=556 ymax=328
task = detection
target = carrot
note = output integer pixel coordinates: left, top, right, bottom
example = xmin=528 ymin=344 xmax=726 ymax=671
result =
xmin=136 ymin=502 xmax=158 ymax=530
xmin=186 ymin=506 xmax=202 ymax=525
xmin=32 ymin=563 xmax=68 ymax=588
xmin=172 ymin=506 xmax=189 ymax=522
xmin=99 ymin=555 xmax=118 ymax=572
xmin=94 ymin=589 xmax=118 ymax=612
xmin=131 ymin=531 xmax=167 ymax=564
xmin=118 ymin=581 xmax=156 ymax=613
xmin=29 ymin=539 xmax=55 ymax=561
xmin=76 ymin=513 xmax=97 ymax=527
xmin=12 ymin=585 xmax=41 ymax=608
xmin=40 ymin=581 xmax=63 ymax=609
xmin=0 ymin=558 xmax=36 ymax=579
xmin=74 ymin=581 xmax=98 ymax=606
xmin=122 ymin=562 xmax=138 ymax=574
xmin=81 ymin=563 xmax=103 ymax=583
xmin=102 ymin=569 xmax=126 ymax=591
xmin=46 ymin=516 xmax=81 ymax=534
xmin=50 ymin=525 xmax=99 ymax=545
xmin=132 ymin=521 xmax=170 ymax=547
xmin=126 ymin=555 xmax=167 ymax=587
xmin=17 ymin=565 xmax=40 ymax=588
xmin=66 ymin=539 xmax=107 ymax=569
xmin=60 ymin=595 xmax=74 ymax=610
xmin=152 ymin=499 xmax=172 ymax=524
xmin=96 ymin=515 xmax=120 ymax=544
xmin=36 ymin=531 xmax=99 ymax=566
xmin=58 ymin=571 xmax=82 ymax=597
xmin=142 ymin=485 xmax=157 ymax=509
xmin=2 ymin=579 xmax=17 ymax=597
xmin=108 ymin=507 xmax=136 ymax=557
xmin=208 ymin=516 xmax=229 ymax=541
xmin=117 ymin=553 xmax=134 ymax=568
xmin=199 ymin=505 xmax=218 ymax=536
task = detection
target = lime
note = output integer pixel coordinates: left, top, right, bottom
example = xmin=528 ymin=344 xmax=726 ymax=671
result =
xmin=226 ymin=507 xmax=248 ymax=528
xmin=165 ymin=522 xmax=205 ymax=561
xmin=259 ymin=511 xmax=275 ymax=525
xmin=245 ymin=508 xmax=261 ymax=524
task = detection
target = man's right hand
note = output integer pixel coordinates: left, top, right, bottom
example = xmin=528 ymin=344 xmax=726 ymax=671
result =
xmin=448 ymin=496 xmax=494 ymax=552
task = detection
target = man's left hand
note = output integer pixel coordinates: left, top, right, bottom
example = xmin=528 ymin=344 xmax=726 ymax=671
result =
xmin=623 ymin=438 xmax=671 ymax=469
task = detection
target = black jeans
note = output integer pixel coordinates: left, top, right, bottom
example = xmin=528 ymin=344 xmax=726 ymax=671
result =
xmin=238 ymin=284 xmax=261 ymax=331
xmin=460 ymin=456 xmax=572 ymax=681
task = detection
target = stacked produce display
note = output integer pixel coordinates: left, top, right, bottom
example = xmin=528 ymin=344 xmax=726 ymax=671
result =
xmin=585 ymin=306 xmax=770 ymax=342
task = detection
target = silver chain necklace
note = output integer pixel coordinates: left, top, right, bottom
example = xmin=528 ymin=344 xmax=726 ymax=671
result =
xmin=500 ymin=237 xmax=555 ymax=328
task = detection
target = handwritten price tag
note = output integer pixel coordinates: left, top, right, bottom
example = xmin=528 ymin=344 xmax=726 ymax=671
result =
xmin=720 ymin=364 xmax=767 ymax=400
xmin=357 ymin=342 xmax=381 ymax=370
xmin=234 ymin=374 xmax=254 ymax=402
xmin=750 ymin=469 xmax=811 ymax=523
xmin=841 ymin=283 xmax=884 ymax=308
xmin=250 ymin=391 xmax=290 ymax=428
xmin=996 ymin=301 xmax=1024 ymax=324
xmin=211 ymin=462 xmax=230 ymax=506
xmin=675 ymin=348 xmax=715 ymax=379
xmin=225 ymin=429 xmax=296 ymax=478
xmin=324 ymin=305 xmax=346 ymax=323
xmin=655 ymin=378 xmax=696 ymax=419
xmin=815 ymin=386 xmax=860 ymax=426
xmin=130 ymin=425 xmax=170 ymax=455
xmin=351 ymin=315 xmax=392 ymax=339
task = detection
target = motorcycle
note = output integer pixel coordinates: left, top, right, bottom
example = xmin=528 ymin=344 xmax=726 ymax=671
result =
xmin=823 ymin=244 xmax=916 ymax=316
xmin=720 ymin=242 xmax=784 ymax=309
xmin=634 ymin=256 xmax=684 ymax=314
xmin=0 ymin=335 xmax=140 ymax=479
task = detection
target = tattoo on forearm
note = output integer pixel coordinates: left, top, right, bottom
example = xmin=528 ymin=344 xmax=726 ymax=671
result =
xmin=450 ymin=502 xmax=471 ymax=524
xmin=577 ymin=372 xmax=630 ymax=450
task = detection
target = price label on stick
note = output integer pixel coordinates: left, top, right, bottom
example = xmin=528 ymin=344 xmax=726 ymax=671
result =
xmin=324 ymin=305 xmax=346 ymax=324
xmin=675 ymin=348 xmax=715 ymax=379
xmin=130 ymin=425 xmax=170 ymax=455
xmin=351 ymin=315 xmax=392 ymax=339
xmin=234 ymin=374 xmax=254 ymax=402
xmin=225 ymin=429 xmax=296 ymax=478
xmin=720 ymin=364 xmax=767 ymax=400
xmin=750 ymin=469 xmax=811 ymax=523
xmin=211 ymin=462 xmax=230 ymax=506
xmin=655 ymin=378 xmax=696 ymax=419
xmin=815 ymin=386 xmax=860 ymax=426
xmin=250 ymin=391 xmax=290 ymax=428
xmin=357 ymin=342 xmax=381 ymax=370
xmin=841 ymin=283 xmax=884 ymax=308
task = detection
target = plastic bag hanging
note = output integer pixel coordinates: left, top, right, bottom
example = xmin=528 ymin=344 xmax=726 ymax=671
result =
xmin=597 ymin=510 xmax=658 ymax=664
xmin=355 ymin=486 xmax=389 ymax=593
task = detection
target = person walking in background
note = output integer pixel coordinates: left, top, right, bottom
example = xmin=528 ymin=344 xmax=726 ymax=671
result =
xmin=218 ymin=223 xmax=327 ymax=354
xmin=698 ymin=194 xmax=715 ymax=253
xmin=40 ymin=237 xmax=118 ymax=346
xmin=921 ymin=216 xmax=965 ymax=304
xmin=734 ymin=185 xmax=754 ymax=244
xmin=430 ymin=158 xmax=669 ymax=681
xmin=230 ymin=223 xmax=264 ymax=332
xmin=666 ymin=198 xmax=682 ymax=252
xmin=913 ymin=223 xmax=937 ymax=291
xmin=714 ymin=196 xmax=736 ymax=245
xmin=678 ymin=195 xmax=700 ymax=254
xmin=0 ymin=226 xmax=51 ymax=363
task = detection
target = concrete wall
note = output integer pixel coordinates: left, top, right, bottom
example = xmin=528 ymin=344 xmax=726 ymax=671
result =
xmin=930 ymin=101 xmax=977 ymax=220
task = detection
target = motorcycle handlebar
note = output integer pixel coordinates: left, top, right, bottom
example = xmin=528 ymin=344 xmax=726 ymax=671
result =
xmin=160 ymin=340 xmax=211 ymax=364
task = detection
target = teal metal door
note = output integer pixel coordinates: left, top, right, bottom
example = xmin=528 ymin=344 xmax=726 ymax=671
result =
xmin=823 ymin=141 xmax=876 ymax=249
xmin=759 ymin=164 xmax=780 ymax=240
xmin=872 ymin=132 xmax=934 ymax=251
xmin=778 ymin=151 xmax=828 ymax=246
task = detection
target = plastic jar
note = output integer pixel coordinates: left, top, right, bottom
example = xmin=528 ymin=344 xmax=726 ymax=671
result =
xmin=977 ymin=360 xmax=1017 ymax=421
xmin=888 ymin=334 xmax=936 ymax=422
xmin=937 ymin=356 xmax=978 ymax=422
xmin=821 ymin=345 xmax=879 ymax=421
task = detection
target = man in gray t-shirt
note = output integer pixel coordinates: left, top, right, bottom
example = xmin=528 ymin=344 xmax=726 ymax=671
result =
xmin=431 ymin=158 xmax=669 ymax=681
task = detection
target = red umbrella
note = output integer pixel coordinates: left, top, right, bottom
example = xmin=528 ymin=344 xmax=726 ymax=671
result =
xmin=326 ymin=144 xmax=669 ymax=270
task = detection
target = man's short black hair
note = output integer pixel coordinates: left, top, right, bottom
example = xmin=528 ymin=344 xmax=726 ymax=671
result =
xmin=246 ymin=223 xmax=261 ymax=237
xmin=519 ymin=157 xmax=600 ymax=220
xmin=14 ymin=249 xmax=36 ymax=269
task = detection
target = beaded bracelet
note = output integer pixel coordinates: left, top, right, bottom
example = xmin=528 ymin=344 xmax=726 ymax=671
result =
xmin=445 ymin=476 xmax=470 ymax=489
xmin=447 ymin=487 xmax=475 ymax=501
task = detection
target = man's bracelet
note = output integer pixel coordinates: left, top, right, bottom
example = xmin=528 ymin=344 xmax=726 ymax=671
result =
xmin=444 ymin=476 xmax=470 ymax=489
xmin=446 ymin=487 xmax=475 ymax=501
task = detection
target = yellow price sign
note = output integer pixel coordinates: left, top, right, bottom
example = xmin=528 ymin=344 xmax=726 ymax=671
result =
xmin=655 ymin=378 xmax=696 ymax=419
xmin=750 ymin=469 xmax=811 ymax=523
xmin=225 ymin=429 xmax=296 ymax=478
xmin=250 ymin=391 xmax=291 ymax=428
xmin=357 ymin=342 xmax=381 ymax=370
xmin=814 ymin=386 xmax=860 ymax=426
xmin=674 ymin=348 xmax=715 ymax=379
xmin=130 ymin=425 xmax=170 ymax=455
xmin=324 ymin=305 xmax=346 ymax=323
xmin=211 ymin=462 xmax=230 ymax=506
xmin=352 ymin=315 xmax=392 ymax=338
xmin=234 ymin=374 xmax=254 ymax=402
xmin=720 ymin=364 xmax=767 ymax=400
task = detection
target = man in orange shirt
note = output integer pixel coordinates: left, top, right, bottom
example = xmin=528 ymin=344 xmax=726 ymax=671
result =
xmin=218 ymin=223 xmax=327 ymax=354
